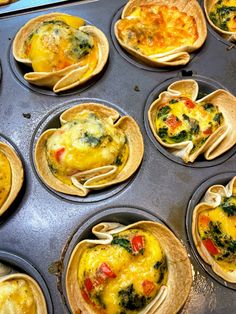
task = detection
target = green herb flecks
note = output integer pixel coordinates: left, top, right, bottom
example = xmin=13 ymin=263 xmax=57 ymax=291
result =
xmin=118 ymin=284 xmax=149 ymax=311
xmin=221 ymin=196 xmax=236 ymax=217
xmin=111 ymin=237 xmax=132 ymax=253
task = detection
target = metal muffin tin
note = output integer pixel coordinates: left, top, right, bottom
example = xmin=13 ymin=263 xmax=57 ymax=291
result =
xmin=0 ymin=0 xmax=235 ymax=313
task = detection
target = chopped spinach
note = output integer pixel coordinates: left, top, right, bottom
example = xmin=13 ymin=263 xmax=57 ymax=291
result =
xmin=115 ymin=156 xmax=122 ymax=166
xmin=157 ymin=127 xmax=168 ymax=139
xmin=182 ymin=114 xmax=190 ymax=121
xmin=81 ymin=132 xmax=101 ymax=147
xmin=190 ymin=120 xmax=200 ymax=135
xmin=170 ymin=130 xmax=188 ymax=143
xmin=157 ymin=106 xmax=171 ymax=118
xmin=70 ymin=30 xmax=94 ymax=60
xmin=118 ymin=284 xmax=149 ymax=311
xmin=94 ymin=292 xmax=106 ymax=309
xmin=213 ymin=113 xmax=223 ymax=123
xmin=203 ymin=103 xmax=214 ymax=111
xmin=169 ymin=99 xmax=179 ymax=104
xmin=112 ymin=237 xmax=132 ymax=253
xmin=221 ymin=196 xmax=236 ymax=216
xmin=157 ymin=257 xmax=167 ymax=284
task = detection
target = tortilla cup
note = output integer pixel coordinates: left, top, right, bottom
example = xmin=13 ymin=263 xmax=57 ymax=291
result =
xmin=13 ymin=13 xmax=109 ymax=93
xmin=0 ymin=141 xmax=23 ymax=216
xmin=0 ymin=272 xmax=47 ymax=313
xmin=204 ymin=0 xmax=236 ymax=42
xmin=66 ymin=221 xmax=192 ymax=314
xmin=148 ymin=79 xmax=236 ymax=163
xmin=35 ymin=103 xmax=144 ymax=196
xmin=192 ymin=176 xmax=236 ymax=282
xmin=114 ymin=0 xmax=207 ymax=67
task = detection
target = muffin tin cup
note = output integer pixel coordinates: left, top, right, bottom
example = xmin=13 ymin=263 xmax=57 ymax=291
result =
xmin=0 ymin=133 xmax=25 ymax=224
xmin=186 ymin=172 xmax=236 ymax=290
xmin=31 ymin=98 xmax=140 ymax=203
xmin=144 ymin=74 xmax=236 ymax=168
xmin=56 ymin=206 xmax=174 ymax=313
xmin=0 ymin=250 xmax=53 ymax=313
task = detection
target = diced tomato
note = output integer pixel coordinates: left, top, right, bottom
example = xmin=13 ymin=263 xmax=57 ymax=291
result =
xmin=184 ymin=98 xmax=195 ymax=109
xmin=203 ymin=239 xmax=219 ymax=255
xmin=55 ymin=147 xmax=65 ymax=162
xmin=81 ymin=289 xmax=90 ymax=303
xmin=203 ymin=127 xmax=212 ymax=135
xmin=199 ymin=215 xmax=210 ymax=227
xmin=166 ymin=115 xmax=182 ymax=130
xmin=142 ymin=280 xmax=155 ymax=296
xmin=98 ymin=263 xmax=116 ymax=278
xmin=84 ymin=278 xmax=93 ymax=292
xmin=132 ymin=235 xmax=144 ymax=253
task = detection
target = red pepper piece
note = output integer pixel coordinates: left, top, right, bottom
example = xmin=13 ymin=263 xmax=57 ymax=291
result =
xmin=132 ymin=235 xmax=144 ymax=253
xmin=184 ymin=98 xmax=195 ymax=109
xmin=203 ymin=239 xmax=219 ymax=255
xmin=203 ymin=127 xmax=212 ymax=135
xmin=81 ymin=289 xmax=90 ymax=303
xmin=142 ymin=280 xmax=155 ymax=296
xmin=166 ymin=115 xmax=182 ymax=130
xmin=98 ymin=263 xmax=116 ymax=278
xmin=84 ymin=278 xmax=93 ymax=292
xmin=55 ymin=147 xmax=65 ymax=162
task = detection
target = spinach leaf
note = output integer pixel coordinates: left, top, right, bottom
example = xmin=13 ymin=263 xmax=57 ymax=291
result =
xmin=118 ymin=284 xmax=148 ymax=311
xmin=213 ymin=113 xmax=223 ymax=123
xmin=81 ymin=132 xmax=101 ymax=147
xmin=170 ymin=130 xmax=188 ymax=143
xmin=182 ymin=114 xmax=190 ymax=121
xmin=221 ymin=197 xmax=236 ymax=216
xmin=157 ymin=106 xmax=170 ymax=118
xmin=203 ymin=103 xmax=214 ymax=112
xmin=169 ymin=99 xmax=178 ymax=104
xmin=111 ymin=237 xmax=132 ymax=253
xmin=157 ymin=127 xmax=168 ymax=139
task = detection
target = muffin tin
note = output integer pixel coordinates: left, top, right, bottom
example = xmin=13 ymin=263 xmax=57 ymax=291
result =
xmin=0 ymin=0 xmax=235 ymax=313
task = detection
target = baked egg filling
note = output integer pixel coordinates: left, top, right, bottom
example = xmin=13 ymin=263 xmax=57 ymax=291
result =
xmin=0 ymin=279 xmax=37 ymax=314
xmin=209 ymin=0 xmax=236 ymax=32
xmin=78 ymin=229 xmax=167 ymax=314
xmin=155 ymin=97 xmax=223 ymax=154
xmin=198 ymin=195 xmax=236 ymax=272
xmin=46 ymin=111 xmax=129 ymax=186
xmin=117 ymin=4 xmax=198 ymax=56
xmin=0 ymin=150 xmax=11 ymax=208
xmin=22 ymin=15 xmax=98 ymax=74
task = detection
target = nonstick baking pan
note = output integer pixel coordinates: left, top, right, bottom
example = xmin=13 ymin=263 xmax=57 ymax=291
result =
xmin=0 ymin=0 xmax=235 ymax=313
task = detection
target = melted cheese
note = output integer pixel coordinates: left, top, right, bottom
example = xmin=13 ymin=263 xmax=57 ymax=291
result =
xmin=209 ymin=0 xmax=236 ymax=32
xmin=46 ymin=111 xmax=129 ymax=186
xmin=117 ymin=4 xmax=198 ymax=55
xmin=0 ymin=279 xmax=37 ymax=314
xmin=198 ymin=196 xmax=236 ymax=272
xmin=78 ymin=229 xmax=167 ymax=314
xmin=155 ymin=97 xmax=223 ymax=153
xmin=0 ymin=150 xmax=11 ymax=208
xmin=22 ymin=15 xmax=98 ymax=74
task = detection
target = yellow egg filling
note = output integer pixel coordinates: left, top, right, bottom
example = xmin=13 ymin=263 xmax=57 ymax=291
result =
xmin=78 ymin=229 xmax=167 ymax=314
xmin=198 ymin=195 xmax=236 ymax=272
xmin=46 ymin=111 xmax=129 ymax=186
xmin=155 ymin=97 xmax=223 ymax=154
xmin=0 ymin=150 xmax=11 ymax=208
xmin=0 ymin=279 xmax=37 ymax=314
xmin=117 ymin=4 xmax=198 ymax=56
xmin=209 ymin=0 xmax=236 ymax=32
xmin=22 ymin=15 xmax=98 ymax=73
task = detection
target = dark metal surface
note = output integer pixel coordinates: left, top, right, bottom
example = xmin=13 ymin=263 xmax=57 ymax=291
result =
xmin=0 ymin=0 xmax=235 ymax=313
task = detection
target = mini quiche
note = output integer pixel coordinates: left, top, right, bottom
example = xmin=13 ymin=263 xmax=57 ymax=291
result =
xmin=192 ymin=176 xmax=236 ymax=282
xmin=0 ymin=263 xmax=47 ymax=313
xmin=0 ymin=141 xmax=23 ymax=216
xmin=66 ymin=221 xmax=192 ymax=314
xmin=204 ymin=0 xmax=236 ymax=42
xmin=13 ymin=13 xmax=109 ymax=93
xmin=148 ymin=79 xmax=236 ymax=163
xmin=114 ymin=0 xmax=207 ymax=67
xmin=35 ymin=103 xmax=144 ymax=196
